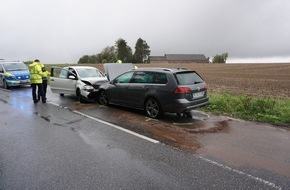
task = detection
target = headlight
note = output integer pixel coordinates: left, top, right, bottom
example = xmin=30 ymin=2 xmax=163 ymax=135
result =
xmin=5 ymin=75 xmax=15 ymax=80
xmin=83 ymin=85 xmax=94 ymax=92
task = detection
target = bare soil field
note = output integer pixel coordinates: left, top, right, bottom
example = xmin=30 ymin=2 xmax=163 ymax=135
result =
xmin=93 ymin=63 xmax=290 ymax=98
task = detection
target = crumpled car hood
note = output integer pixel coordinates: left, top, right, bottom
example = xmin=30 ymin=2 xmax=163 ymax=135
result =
xmin=80 ymin=77 xmax=108 ymax=86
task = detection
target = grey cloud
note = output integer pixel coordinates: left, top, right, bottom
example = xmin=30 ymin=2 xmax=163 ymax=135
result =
xmin=0 ymin=0 xmax=289 ymax=63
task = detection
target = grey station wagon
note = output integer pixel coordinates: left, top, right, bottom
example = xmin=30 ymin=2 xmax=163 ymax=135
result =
xmin=98 ymin=67 xmax=209 ymax=118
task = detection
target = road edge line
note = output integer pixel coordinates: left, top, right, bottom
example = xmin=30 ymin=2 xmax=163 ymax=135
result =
xmin=197 ymin=155 xmax=282 ymax=190
xmin=73 ymin=110 xmax=160 ymax=144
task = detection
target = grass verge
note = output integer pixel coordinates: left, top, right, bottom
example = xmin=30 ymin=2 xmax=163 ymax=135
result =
xmin=202 ymin=92 xmax=290 ymax=126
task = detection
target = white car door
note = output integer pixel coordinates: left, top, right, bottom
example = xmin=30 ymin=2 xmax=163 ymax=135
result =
xmin=50 ymin=68 xmax=77 ymax=95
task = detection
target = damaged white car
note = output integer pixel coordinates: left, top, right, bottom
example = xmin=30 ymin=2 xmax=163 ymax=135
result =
xmin=50 ymin=66 xmax=108 ymax=102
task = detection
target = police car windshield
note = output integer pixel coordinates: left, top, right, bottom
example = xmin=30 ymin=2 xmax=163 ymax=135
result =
xmin=75 ymin=68 xmax=105 ymax=78
xmin=3 ymin=62 xmax=28 ymax=71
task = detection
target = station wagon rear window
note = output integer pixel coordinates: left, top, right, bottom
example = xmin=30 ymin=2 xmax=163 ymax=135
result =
xmin=176 ymin=72 xmax=204 ymax=85
xmin=132 ymin=72 xmax=167 ymax=84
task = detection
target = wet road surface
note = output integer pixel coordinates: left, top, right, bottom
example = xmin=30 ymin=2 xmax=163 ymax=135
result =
xmin=39 ymin=87 xmax=290 ymax=178
xmin=1 ymin=86 xmax=290 ymax=189
xmin=81 ymin=105 xmax=290 ymax=179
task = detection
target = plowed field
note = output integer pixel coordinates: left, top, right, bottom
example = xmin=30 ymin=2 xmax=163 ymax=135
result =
xmin=94 ymin=63 xmax=290 ymax=98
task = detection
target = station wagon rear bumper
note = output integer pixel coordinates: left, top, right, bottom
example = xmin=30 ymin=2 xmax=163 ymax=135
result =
xmin=163 ymin=96 xmax=209 ymax=114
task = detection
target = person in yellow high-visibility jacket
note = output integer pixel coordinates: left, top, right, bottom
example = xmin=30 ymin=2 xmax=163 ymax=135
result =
xmin=29 ymin=59 xmax=45 ymax=103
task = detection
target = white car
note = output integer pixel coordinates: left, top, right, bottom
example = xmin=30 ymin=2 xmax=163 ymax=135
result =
xmin=50 ymin=66 xmax=108 ymax=102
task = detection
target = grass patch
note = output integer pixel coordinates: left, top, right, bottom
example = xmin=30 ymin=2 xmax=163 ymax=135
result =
xmin=202 ymin=92 xmax=290 ymax=125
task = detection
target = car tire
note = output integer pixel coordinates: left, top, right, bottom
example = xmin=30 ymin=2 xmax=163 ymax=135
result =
xmin=76 ymin=89 xmax=85 ymax=103
xmin=3 ymin=80 xmax=10 ymax=89
xmin=60 ymin=93 xmax=64 ymax=96
xmin=145 ymin=98 xmax=162 ymax=119
xmin=99 ymin=90 xmax=109 ymax=106
xmin=183 ymin=112 xmax=192 ymax=118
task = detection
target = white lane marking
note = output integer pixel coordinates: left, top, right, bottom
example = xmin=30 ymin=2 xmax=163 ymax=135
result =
xmin=48 ymin=102 xmax=159 ymax=143
xmin=197 ymin=155 xmax=282 ymax=190
xmin=73 ymin=110 xmax=160 ymax=144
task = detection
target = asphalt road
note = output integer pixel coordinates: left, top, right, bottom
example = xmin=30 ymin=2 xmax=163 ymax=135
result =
xmin=0 ymin=86 xmax=289 ymax=189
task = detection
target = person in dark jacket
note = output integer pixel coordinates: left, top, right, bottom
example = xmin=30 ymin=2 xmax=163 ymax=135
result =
xmin=38 ymin=66 xmax=50 ymax=101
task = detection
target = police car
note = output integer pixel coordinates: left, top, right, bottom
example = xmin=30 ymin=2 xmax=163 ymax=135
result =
xmin=0 ymin=60 xmax=30 ymax=89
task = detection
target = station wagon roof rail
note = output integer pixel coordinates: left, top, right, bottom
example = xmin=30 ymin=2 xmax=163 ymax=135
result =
xmin=133 ymin=67 xmax=189 ymax=72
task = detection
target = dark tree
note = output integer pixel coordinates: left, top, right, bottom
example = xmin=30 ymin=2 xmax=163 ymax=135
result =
xmin=133 ymin=38 xmax=151 ymax=63
xmin=78 ymin=55 xmax=90 ymax=64
xmin=212 ymin=52 xmax=228 ymax=63
xmin=99 ymin=46 xmax=117 ymax=63
xmin=115 ymin=38 xmax=133 ymax=63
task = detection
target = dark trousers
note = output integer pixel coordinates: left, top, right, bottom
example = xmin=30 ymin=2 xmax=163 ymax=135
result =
xmin=38 ymin=80 xmax=47 ymax=101
xmin=32 ymin=83 xmax=44 ymax=102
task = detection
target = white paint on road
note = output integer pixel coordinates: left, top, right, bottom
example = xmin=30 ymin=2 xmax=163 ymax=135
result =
xmin=73 ymin=110 xmax=160 ymax=144
xmin=48 ymin=102 xmax=159 ymax=143
xmin=197 ymin=155 xmax=282 ymax=190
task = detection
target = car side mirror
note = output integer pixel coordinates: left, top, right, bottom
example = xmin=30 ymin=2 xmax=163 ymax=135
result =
xmin=110 ymin=79 xmax=118 ymax=85
xmin=68 ymin=75 xmax=77 ymax=80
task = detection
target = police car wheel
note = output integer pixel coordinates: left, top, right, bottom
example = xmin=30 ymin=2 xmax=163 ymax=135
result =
xmin=3 ymin=80 xmax=10 ymax=89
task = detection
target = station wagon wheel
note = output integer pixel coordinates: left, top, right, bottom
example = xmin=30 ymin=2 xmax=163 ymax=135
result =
xmin=99 ymin=91 xmax=109 ymax=106
xmin=145 ymin=98 xmax=162 ymax=119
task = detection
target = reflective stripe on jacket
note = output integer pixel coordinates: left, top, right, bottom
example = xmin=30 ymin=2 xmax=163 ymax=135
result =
xmin=42 ymin=71 xmax=50 ymax=78
xmin=29 ymin=62 xmax=43 ymax=84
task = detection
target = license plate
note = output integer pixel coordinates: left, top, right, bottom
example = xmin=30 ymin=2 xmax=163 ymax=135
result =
xmin=20 ymin=79 xmax=29 ymax=83
xmin=193 ymin=92 xmax=204 ymax=99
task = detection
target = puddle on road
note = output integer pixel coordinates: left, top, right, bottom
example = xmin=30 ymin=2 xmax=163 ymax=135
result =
xmin=196 ymin=119 xmax=290 ymax=178
xmin=67 ymin=102 xmax=98 ymax=111
xmin=91 ymin=108 xmax=232 ymax=152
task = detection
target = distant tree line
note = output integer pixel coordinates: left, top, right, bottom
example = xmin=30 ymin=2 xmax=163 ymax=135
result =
xmin=78 ymin=38 xmax=150 ymax=64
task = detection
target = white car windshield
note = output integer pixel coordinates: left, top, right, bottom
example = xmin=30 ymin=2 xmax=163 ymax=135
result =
xmin=75 ymin=68 xmax=104 ymax=78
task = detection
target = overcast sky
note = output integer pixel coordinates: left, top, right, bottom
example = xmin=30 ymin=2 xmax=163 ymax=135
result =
xmin=1 ymin=0 xmax=290 ymax=63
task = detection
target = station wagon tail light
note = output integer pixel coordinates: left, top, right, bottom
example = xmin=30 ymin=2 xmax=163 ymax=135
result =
xmin=204 ymin=83 xmax=208 ymax=90
xmin=174 ymin=87 xmax=191 ymax=94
